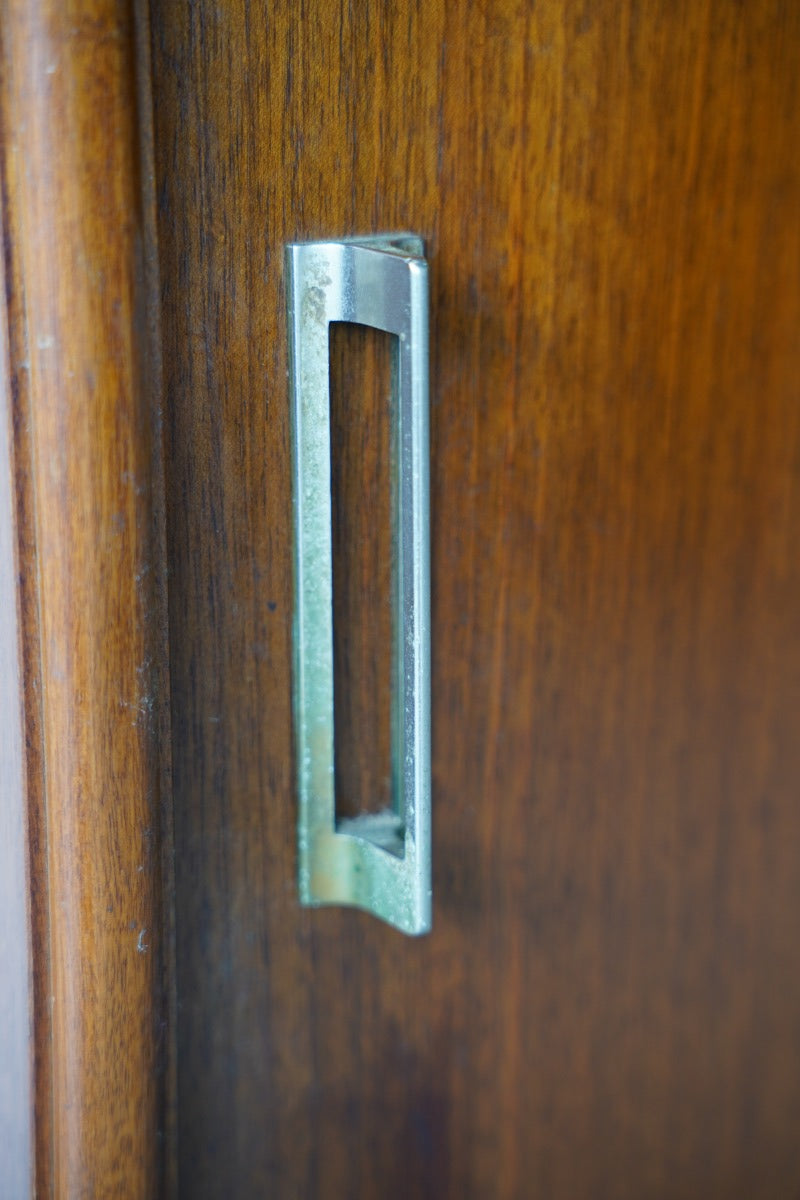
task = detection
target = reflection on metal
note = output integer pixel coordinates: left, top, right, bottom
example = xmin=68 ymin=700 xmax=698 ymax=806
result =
xmin=286 ymin=235 xmax=431 ymax=935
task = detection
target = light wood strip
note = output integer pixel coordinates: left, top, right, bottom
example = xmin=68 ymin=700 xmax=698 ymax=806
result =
xmin=0 ymin=1 xmax=172 ymax=1192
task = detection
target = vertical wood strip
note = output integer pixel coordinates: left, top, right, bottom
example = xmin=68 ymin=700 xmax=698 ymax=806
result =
xmin=0 ymin=1 xmax=172 ymax=1194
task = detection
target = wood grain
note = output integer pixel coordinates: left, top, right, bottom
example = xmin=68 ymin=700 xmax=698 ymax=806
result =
xmin=150 ymin=0 xmax=800 ymax=1195
xmin=0 ymin=1 xmax=173 ymax=1193
xmin=330 ymin=322 xmax=394 ymax=820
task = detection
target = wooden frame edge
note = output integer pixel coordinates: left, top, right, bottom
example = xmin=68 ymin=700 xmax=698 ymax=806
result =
xmin=0 ymin=1 xmax=174 ymax=1193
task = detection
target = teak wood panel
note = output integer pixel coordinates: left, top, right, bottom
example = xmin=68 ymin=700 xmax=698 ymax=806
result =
xmin=150 ymin=1 xmax=800 ymax=1196
xmin=0 ymin=1 xmax=173 ymax=1194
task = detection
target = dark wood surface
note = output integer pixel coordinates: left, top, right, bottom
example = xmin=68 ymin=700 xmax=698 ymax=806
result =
xmin=330 ymin=322 xmax=395 ymax=821
xmin=0 ymin=1 xmax=173 ymax=1193
xmin=150 ymin=0 xmax=800 ymax=1195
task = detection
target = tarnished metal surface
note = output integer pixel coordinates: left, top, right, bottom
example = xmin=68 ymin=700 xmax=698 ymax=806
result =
xmin=286 ymin=235 xmax=431 ymax=934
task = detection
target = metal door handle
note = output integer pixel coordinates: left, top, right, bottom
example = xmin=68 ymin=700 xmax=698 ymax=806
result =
xmin=286 ymin=235 xmax=431 ymax=935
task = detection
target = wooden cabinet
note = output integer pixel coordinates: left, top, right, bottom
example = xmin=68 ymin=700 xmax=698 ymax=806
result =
xmin=3 ymin=1 xmax=800 ymax=1195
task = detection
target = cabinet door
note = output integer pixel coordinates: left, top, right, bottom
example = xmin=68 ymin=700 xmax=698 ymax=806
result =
xmin=151 ymin=2 xmax=800 ymax=1196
